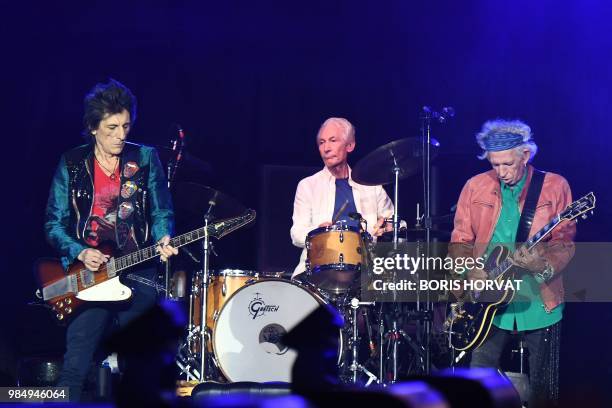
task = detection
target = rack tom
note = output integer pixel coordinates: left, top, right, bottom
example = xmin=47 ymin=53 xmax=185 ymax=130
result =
xmin=191 ymin=269 xmax=259 ymax=344
xmin=305 ymin=225 xmax=370 ymax=294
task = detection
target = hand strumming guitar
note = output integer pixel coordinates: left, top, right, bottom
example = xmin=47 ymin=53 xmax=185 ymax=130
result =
xmin=78 ymin=248 xmax=110 ymax=272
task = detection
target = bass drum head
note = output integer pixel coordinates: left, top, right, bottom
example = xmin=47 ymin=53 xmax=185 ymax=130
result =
xmin=213 ymin=279 xmax=323 ymax=382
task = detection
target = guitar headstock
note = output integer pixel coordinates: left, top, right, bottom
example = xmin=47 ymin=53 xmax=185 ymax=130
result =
xmin=209 ymin=209 xmax=256 ymax=239
xmin=560 ymin=192 xmax=596 ymax=222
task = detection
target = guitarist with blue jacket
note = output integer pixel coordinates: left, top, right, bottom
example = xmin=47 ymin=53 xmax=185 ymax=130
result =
xmin=44 ymin=79 xmax=178 ymax=401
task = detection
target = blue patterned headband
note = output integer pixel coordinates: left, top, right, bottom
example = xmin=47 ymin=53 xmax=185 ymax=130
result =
xmin=482 ymin=132 xmax=525 ymax=152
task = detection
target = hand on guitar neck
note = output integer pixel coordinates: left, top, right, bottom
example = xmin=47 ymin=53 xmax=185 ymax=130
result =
xmin=155 ymin=235 xmax=179 ymax=262
xmin=77 ymin=235 xmax=178 ymax=271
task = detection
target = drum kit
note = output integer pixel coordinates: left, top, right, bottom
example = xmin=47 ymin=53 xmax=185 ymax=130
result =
xmin=167 ymin=108 xmax=455 ymax=386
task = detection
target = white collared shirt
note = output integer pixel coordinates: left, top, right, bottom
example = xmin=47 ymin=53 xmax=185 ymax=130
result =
xmin=290 ymin=166 xmax=394 ymax=277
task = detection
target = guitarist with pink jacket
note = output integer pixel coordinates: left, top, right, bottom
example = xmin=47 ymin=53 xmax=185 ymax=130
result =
xmin=449 ymin=119 xmax=576 ymax=407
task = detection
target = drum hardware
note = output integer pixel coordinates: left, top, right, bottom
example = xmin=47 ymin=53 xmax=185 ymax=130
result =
xmin=352 ymin=109 xmax=451 ymax=379
xmin=348 ymin=298 xmax=379 ymax=386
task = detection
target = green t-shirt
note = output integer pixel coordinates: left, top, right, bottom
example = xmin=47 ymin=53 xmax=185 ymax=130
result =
xmin=487 ymin=171 xmax=562 ymax=331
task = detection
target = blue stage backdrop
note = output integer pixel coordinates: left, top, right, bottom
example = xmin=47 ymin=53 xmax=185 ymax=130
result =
xmin=2 ymin=0 xmax=611 ymax=395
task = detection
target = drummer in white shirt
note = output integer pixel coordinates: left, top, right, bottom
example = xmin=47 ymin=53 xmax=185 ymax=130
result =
xmin=290 ymin=117 xmax=394 ymax=278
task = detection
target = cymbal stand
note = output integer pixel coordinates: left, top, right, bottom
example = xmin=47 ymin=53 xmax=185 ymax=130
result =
xmin=383 ymin=154 xmax=406 ymax=382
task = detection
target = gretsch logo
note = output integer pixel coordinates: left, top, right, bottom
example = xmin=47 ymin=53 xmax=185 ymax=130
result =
xmin=249 ymin=292 xmax=279 ymax=319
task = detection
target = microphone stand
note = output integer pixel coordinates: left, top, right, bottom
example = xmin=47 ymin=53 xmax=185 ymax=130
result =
xmin=165 ymin=126 xmax=185 ymax=300
xmin=420 ymin=110 xmax=433 ymax=374
xmin=419 ymin=106 xmax=453 ymax=374
xmin=198 ymin=194 xmax=217 ymax=382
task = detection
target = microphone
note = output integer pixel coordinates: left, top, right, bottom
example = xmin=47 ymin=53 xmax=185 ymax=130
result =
xmin=349 ymin=212 xmax=367 ymax=233
xmin=348 ymin=212 xmax=363 ymax=221
xmin=176 ymin=124 xmax=186 ymax=164
xmin=440 ymin=106 xmax=455 ymax=123
xmin=167 ymin=124 xmax=186 ymax=186
xmin=421 ymin=106 xmax=456 ymax=123
xmin=422 ymin=106 xmax=433 ymax=115
xmin=208 ymin=191 xmax=219 ymax=207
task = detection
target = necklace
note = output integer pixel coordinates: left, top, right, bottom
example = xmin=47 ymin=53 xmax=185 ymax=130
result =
xmin=95 ymin=155 xmax=119 ymax=180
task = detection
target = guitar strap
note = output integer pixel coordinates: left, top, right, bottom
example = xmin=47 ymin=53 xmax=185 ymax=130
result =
xmin=515 ymin=169 xmax=546 ymax=243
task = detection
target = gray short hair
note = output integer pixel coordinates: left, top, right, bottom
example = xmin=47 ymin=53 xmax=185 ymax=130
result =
xmin=476 ymin=119 xmax=538 ymax=162
xmin=317 ymin=117 xmax=355 ymax=144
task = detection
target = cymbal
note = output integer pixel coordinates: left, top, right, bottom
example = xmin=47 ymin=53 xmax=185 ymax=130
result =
xmin=171 ymin=182 xmax=246 ymax=222
xmin=352 ymin=137 xmax=439 ymax=186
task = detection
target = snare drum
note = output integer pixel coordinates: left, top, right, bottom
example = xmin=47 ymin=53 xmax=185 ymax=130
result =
xmin=213 ymin=279 xmax=342 ymax=382
xmin=305 ymin=224 xmax=370 ymax=294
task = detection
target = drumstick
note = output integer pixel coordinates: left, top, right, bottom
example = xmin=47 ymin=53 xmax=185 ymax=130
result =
xmin=332 ymin=199 xmax=349 ymax=224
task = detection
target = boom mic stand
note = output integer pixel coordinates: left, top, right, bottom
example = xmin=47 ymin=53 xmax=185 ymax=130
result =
xmin=419 ymin=106 xmax=454 ymax=374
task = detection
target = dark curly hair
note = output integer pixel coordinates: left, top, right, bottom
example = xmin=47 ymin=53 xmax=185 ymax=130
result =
xmin=82 ymin=78 xmax=137 ymax=139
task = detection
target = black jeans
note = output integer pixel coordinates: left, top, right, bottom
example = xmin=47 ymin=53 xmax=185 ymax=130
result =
xmin=56 ymin=267 xmax=158 ymax=401
xmin=471 ymin=322 xmax=561 ymax=407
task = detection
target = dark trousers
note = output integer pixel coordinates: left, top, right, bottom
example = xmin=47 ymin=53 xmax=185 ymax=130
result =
xmin=471 ymin=322 xmax=561 ymax=407
xmin=57 ymin=268 xmax=158 ymax=401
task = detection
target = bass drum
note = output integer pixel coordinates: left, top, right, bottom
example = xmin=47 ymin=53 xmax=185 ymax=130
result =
xmin=213 ymin=279 xmax=341 ymax=382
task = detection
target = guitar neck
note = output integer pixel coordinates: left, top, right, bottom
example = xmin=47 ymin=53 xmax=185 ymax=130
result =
xmin=110 ymin=226 xmax=210 ymax=273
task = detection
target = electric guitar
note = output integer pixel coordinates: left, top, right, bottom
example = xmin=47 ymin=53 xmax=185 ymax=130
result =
xmin=445 ymin=192 xmax=595 ymax=352
xmin=36 ymin=209 xmax=256 ymax=322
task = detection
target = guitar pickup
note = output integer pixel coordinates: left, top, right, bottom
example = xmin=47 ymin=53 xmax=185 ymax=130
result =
xmin=80 ymin=269 xmax=96 ymax=288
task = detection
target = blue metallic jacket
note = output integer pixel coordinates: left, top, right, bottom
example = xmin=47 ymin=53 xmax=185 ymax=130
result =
xmin=44 ymin=142 xmax=174 ymax=270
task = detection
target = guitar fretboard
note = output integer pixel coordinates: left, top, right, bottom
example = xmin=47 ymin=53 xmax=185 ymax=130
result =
xmin=111 ymin=225 xmax=212 ymax=272
xmin=109 ymin=210 xmax=254 ymax=274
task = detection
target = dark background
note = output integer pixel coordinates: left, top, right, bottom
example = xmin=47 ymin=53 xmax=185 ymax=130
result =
xmin=2 ymin=0 xmax=611 ymax=399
